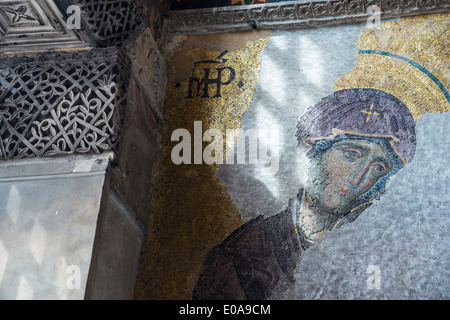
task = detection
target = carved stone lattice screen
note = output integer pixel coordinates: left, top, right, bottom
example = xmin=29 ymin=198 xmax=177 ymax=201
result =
xmin=0 ymin=48 xmax=130 ymax=160
xmin=69 ymin=0 xmax=148 ymax=47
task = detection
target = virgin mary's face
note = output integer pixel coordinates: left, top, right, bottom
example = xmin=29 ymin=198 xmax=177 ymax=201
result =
xmin=306 ymin=138 xmax=393 ymax=215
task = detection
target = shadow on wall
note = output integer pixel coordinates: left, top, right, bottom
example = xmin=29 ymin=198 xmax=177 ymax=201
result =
xmin=217 ymin=25 xmax=363 ymax=220
xmin=134 ymin=23 xmax=364 ymax=300
xmin=134 ymin=31 xmax=270 ymax=300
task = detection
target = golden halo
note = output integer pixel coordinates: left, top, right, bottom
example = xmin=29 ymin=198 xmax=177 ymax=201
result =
xmin=334 ymin=13 xmax=450 ymax=121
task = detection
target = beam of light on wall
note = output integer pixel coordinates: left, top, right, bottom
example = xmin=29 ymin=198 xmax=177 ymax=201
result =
xmin=254 ymin=106 xmax=283 ymax=198
xmin=292 ymin=148 xmax=309 ymax=188
xmin=298 ymin=36 xmax=325 ymax=88
xmin=6 ymin=185 xmax=21 ymax=225
xmin=16 ymin=276 xmax=34 ymax=300
xmin=0 ymin=240 xmax=7 ymax=286
xmin=29 ymin=221 xmax=47 ymax=266
xmin=259 ymin=55 xmax=286 ymax=105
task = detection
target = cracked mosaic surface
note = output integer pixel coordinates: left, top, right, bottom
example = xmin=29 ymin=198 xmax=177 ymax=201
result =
xmin=134 ymin=32 xmax=270 ymax=299
xmin=135 ymin=12 xmax=449 ymax=300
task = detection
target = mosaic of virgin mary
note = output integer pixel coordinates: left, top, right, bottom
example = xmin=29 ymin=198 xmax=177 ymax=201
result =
xmin=192 ymin=88 xmax=417 ymax=300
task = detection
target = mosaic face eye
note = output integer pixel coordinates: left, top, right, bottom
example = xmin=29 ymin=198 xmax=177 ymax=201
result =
xmin=371 ymin=159 xmax=390 ymax=176
xmin=342 ymin=147 xmax=363 ymax=161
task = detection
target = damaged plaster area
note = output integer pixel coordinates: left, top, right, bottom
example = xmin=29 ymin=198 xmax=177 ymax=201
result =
xmin=279 ymin=111 xmax=450 ymax=300
xmin=216 ymin=25 xmax=362 ymax=221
